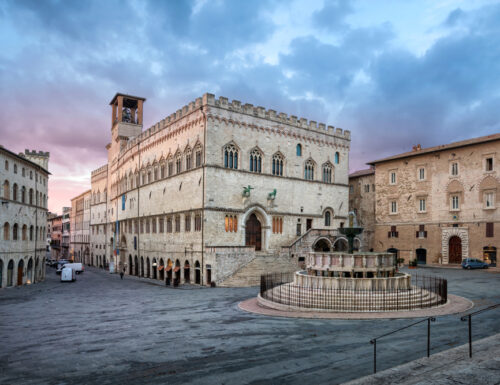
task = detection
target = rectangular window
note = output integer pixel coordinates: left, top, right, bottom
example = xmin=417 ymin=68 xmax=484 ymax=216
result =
xmin=140 ymin=220 xmax=144 ymax=234
xmin=296 ymin=223 xmax=301 ymax=236
xmin=485 ymin=192 xmax=494 ymax=208
xmin=419 ymin=198 xmax=426 ymax=212
xmin=175 ymin=215 xmax=181 ymax=232
xmin=167 ymin=217 xmax=172 ymax=233
xmin=486 ymin=222 xmax=494 ymax=237
xmin=451 ymin=195 xmax=459 ymax=210
xmin=390 ymin=201 xmax=397 ymax=214
xmin=195 ymin=213 xmax=202 ymax=231
xmin=349 ymin=185 xmax=354 ymax=194
xmin=185 ymin=214 xmax=191 ymax=232
xmin=196 ymin=151 xmax=202 ymax=167
xmin=364 ymin=184 xmax=370 ymax=193
xmin=451 ymin=162 xmax=458 ymax=176
xmin=146 ymin=219 xmax=150 ymax=233
xmin=388 ymin=225 xmax=398 ymax=238
xmin=390 ymin=172 xmax=396 ymax=184
xmin=152 ymin=218 xmax=157 ymax=233
xmin=416 ymin=224 xmax=427 ymax=238
xmin=272 ymin=217 xmax=283 ymax=234
xmin=486 ymin=157 xmax=493 ymax=171
xmin=159 ymin=218 xmax=164 ymax=233
xmin=419 ymin=168 xmax=425 ymax=180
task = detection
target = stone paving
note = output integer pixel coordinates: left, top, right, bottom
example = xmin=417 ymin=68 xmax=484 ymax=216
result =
xmin=0 ymin=266 xmax=498 ymax=385
xmin=344 ymin=333 xmax=500 ymax=385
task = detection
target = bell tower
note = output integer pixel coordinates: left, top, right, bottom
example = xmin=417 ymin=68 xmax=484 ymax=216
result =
xmin=109 ymin=93 xmax=146 ymax=154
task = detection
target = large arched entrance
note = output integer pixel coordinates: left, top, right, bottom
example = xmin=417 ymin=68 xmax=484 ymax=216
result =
xmin=146 ymin=257 xmax=150 ymax=278
xmin=165 ymin=259 xmax=171 ymax=284
xmin=174 ymin=260 xmax=181 ymax=285
xmin=0 ymin=260 xmax=3 ymax=287
xmin=195 ymin=260 xmax=201 ymax=284
xmin=152 ymin=258 xmax=157 ymax=279
xmin=7 ymin=260 xmax=14 ymax=287
xmin=159 ymin=259 xmax=165 ymax=281
xmin=184 ymin=260 xmax=190 ymax=283
xmin=134 ymin=256 xmax=139 ymax=276
xmin=416 ymin=248 xmax=427 ymax=265
xmin=245 ymin=213 xmax=262 ymax=251
xmin=449 ymin=236 xmax=462 ymax=264
xmin=334 ymin=238 xmax=348 ymax=252
xmin=128 ymin=255 xmax=133 ymax=275
xmin=27 ymin=258 xmax=33 ymax=283
xmin=17 ymin=259 xmax=24 ymax=286
xmin=141 ymin=257 xmax=144 ymax=277
xmin=313 ymin=238 xmax=331 ymax=252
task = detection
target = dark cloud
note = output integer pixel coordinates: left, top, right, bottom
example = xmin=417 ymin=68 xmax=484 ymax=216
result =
xmin=1 ymin=0 xmax=499 ymax=210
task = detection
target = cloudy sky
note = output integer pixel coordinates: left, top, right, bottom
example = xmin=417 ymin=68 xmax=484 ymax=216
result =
xmin=1 ymin=0 xmax=499 ymax=213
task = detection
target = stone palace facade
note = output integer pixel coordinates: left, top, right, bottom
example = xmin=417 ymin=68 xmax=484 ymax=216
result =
xmin=86 ymin=93 xmax=351 ymax=285
xmin=1 ymin=147 xmax=49 ymax=288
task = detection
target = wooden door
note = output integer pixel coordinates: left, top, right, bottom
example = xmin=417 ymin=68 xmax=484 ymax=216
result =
xmin=448 ymin=236 xmax=462 ymax=264
xmin=245 ymin=214 xmax=262 ymax=251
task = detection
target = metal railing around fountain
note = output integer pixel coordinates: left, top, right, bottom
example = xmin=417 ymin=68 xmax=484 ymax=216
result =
xmin=260 ymin=273 xmax=447 ymax=312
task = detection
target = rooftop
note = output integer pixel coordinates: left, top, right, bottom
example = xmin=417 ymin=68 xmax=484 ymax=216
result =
xmin=368 ymin=133 xmax=500 ymax=165
xmin=349 ymin=168 xmax=375 ymax=178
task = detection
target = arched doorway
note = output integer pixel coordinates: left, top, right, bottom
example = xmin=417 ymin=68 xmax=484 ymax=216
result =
xmin=146 ymin=258 xmax=150 ymax=278
xmin=141 ymin=257 xmax=144 ymax=277
xmin=0 ymin=260 xmax=3 ymax=287
xmin=184 ymin=260 xmax=190 ymax=283
xmin=195 ymin=260 xmax=201 ymax=284
xmin=7 ymin=260 xmax=14 ymax=287
xmin=483 ymin=246 xmax=496 ymax=267
xmin=174 ymin=259 xmax=181 ymax=284
xmin=17 ymin=259 xmax=24 ymax=286
xmin=245 ymin=213 xmax=262 ymax=251
xmin=159 ymin=258 xmax=165 ymax=281
xmin=152 ymin=258 xmax=157 ymax=279
xmin=128 ymin=255 xmax=133 ymax=275
xmin=35 ymin=258 xmax=39 ymax=282
xmin=416 ymin=248 xmax=427 ymax=265
xmin=334 ymin=238 xmax=348 ymax=252
xmin=27 ymin=258 xmax=33 ymax=283
xmin=134 ymin=256 xmax=139 ymax=276
xmin=313 ymin=238 xmax=331 ymax=252
xmin=165 ymin=259 xmax=171 ymax=284
xmin=449 ymin=236 xmax=462 ymax=264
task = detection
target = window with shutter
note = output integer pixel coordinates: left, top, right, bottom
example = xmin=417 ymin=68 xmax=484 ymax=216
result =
xmin=486 ymin=222 xmax=494 ymax=237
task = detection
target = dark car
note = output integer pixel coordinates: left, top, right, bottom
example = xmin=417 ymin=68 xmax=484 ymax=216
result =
xmin=461 ymin=258 xmax=489 ymax=269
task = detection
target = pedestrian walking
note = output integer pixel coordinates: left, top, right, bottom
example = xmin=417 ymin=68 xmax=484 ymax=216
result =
xmin=120 ymin=269 xmax=124 ymax=280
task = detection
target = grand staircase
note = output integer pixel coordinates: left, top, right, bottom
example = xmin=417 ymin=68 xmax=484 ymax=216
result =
xmin=218 ymin=253 xmax=298 ymax=287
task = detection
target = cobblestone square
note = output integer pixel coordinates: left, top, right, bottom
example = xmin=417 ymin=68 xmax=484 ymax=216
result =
xmin=0 ymin=267 xmax=498 ymax=384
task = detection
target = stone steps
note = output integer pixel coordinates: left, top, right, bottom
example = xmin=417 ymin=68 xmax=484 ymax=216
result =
xmin=261 ymin=284 xmax=444 ymax=311
xmin=219 ymin=255 xmax=298 ymax=287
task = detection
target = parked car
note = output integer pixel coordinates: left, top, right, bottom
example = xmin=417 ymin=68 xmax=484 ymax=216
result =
xmin=62 ymin=263 xmax=84 ymax=274
xmin=60 ymin=267 xmax=76 ymax=282
xmin=461 ymin=258 xmax=489 ymax=269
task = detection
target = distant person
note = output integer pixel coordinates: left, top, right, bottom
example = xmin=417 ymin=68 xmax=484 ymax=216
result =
xmin=120 ymin=269 xmax=125 ymax=280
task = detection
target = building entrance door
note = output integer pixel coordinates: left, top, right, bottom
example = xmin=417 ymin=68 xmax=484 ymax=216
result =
xmin=483 ymin=246 xmax=497 ymax=267
xmin=448 ymin=236 xmax=462 ymax=264
xmin=17 ymin=260 xmax=24 ymax=286
xmin=245 ymin=213 xmax=262 ymax=251
xmin=416 ymin=248 xmax=427 ymax=264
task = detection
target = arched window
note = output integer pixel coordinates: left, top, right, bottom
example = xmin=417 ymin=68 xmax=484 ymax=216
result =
xmin=4 ymin=160 xmax=8 ymax=171
xmin=3 ymin=222 xmax=10 ymax=240
xmin=13 ymin=164 xmax=17 ymax=174
xmin=296 ymin=144 xmax=302 ymax=156
xmin=335 ymin=152 xmax=340 ymax=164
xmin=42 ymin=194 xmax=46 ymax=208
xmin=12 ymin=183 xmax=18 ymax=201
xmin=185 ymin=147 xmax=192 ymax=171
xmin=30 ymin=171 xmax=33 ymax=180
xmin=195 ymin=144 xmax=203 ymax=167
xmin=22 ymin=225 xmax=27 ymax=240
xmin=249 ymin=148 xmax=262 ymax=173
xmin=22 ymin=167 xmax=25 ymax=177
xmin=322 ymin=163 xmax=333 ymax=183
xmin=147 ymin=168 xmax=152 ymax=184
xmin=223 ymin=143 xmax=238 ymax=169
xmin=272 ymin=153 xmax=284 ymax=176
xmin=13 ymin=223 xmax=18 ymax=240
xmin=3 ymin=180 xmax=9 ymax=199
xmin=304 ymin=159 xmax=315 ymax=181
xmin=29 ymin=225 xmax=33 ymax=241
xmin=175 ymin=152 xmax=182 ymax=174
xmin=29 ymin=188 xmax=33 ymax=205
xmin=160 ymin=162 xmax=166 ymax=179
xmin=325 ymin=211 xmax=331 ymax=226
xmin=225 ymin=214 xmax=238 ymax=232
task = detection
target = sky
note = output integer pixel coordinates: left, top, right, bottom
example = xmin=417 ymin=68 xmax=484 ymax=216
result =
xmin=1 ymin=0 xmax=499 ymax=213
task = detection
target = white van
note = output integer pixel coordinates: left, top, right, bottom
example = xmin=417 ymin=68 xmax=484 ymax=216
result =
xmin=61 ymin=267 xmax=76 ymax=282
xmin=62 ymin=263 xmax=84 ymax=274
